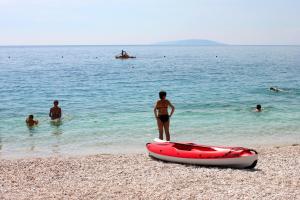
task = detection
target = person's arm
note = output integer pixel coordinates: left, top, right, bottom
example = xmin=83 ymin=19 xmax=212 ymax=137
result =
xmin=49 ymin=108 xmax=52 ymax=118
xmin=58 ymin=108 xmax=62 ymax=118
xmin=153 ymin=103 xmax=158 ymax=118
xmin=168 ymin=101 xmax=175 ymax=117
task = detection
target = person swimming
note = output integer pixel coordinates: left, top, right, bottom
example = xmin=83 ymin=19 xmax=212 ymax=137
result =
xmin=26 ymin=115 xmax=39 ymax=127
xmin=270 ymin=87 xmax=284 ymax=92
xmin=49 ymin=100 xmax=62 ymax=120
xmin=154 ymin=91 xmax=175 ymax=141
xmin=255 ymin=104 xmax=262 ymax=112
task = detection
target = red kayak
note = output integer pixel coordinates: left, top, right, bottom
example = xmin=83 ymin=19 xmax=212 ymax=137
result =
xmin=146 ymin=139 xmax=258 ymax=169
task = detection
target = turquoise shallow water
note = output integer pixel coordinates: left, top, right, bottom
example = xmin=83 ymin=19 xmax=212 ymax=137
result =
xmin=0 ymin=45 xmax=299 ymax=158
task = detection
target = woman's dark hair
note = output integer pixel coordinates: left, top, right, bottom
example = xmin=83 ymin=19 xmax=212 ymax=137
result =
xmin=159 ymin=91 xmax=167 ymax=99
xmin=256 ymin=104 xmax=261 ymax=109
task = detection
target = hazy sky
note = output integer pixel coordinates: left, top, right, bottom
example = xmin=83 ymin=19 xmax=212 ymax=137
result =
xmin=0 ymin=0 xmax=299 ymax=45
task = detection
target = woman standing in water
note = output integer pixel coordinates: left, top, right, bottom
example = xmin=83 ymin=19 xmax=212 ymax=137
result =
xmin=154 ymin=91 xmax=175 ymax=141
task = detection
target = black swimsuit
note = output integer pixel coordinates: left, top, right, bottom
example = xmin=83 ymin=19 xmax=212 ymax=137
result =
xmin=158 ymin=115 xmax=169 ymax=123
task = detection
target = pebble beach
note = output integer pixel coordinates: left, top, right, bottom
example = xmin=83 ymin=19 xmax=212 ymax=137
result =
xmin=1 ymin=144 xmax=299 ymax=200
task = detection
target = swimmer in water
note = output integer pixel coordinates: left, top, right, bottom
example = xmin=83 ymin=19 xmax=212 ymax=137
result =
xmin=26 ymin=115 xmax=39 ymax=127
xmin=154 ymin=91 xmax=175 ymax=141
xmin=49 ymin=100 xmax=62 ymax=120
xmin=270 ymin=87 xmax=284 ymax=92
xmin=255 ymin=104 xmax=262 ymax=112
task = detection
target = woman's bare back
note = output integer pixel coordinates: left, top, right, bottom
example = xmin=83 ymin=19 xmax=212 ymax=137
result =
xmin=156 ymin=99 xmax=170 ymax=115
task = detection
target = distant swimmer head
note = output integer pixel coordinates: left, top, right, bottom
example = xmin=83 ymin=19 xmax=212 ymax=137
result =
xmin=256 ymin=104 xmax=262 ymax=112
xmin=53 ymin=100 xmax=59 ymax=106
xmin=159 ymin=91 xmax=167 ymax=100
xmin=28 ymin=114 xmax=34 ymax=119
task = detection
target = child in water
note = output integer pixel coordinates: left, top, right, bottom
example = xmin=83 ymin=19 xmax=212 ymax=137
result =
xmin=154 ymin=91 xmax=175 ymax=141
xmin=26 ymin=115 xmax=39 ymax=127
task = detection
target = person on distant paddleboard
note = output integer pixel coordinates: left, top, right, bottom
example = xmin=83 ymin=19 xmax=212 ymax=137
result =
xmin=49 ymin=100 xmax=62 ymax=120
xmin=121 ymin=50 xmax=129 ymax=58
xmin=154 ymin=91 xmax=175 ymax=141
xmin=26 ymin=115 xmax=39 ymax=127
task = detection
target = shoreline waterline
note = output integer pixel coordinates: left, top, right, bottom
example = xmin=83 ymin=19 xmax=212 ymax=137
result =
xmin=1 ymin=141 xmax=299 ymax=160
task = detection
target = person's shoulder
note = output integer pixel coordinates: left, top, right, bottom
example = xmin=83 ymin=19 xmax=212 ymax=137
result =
xmin=155 ymin=100 xmax=162 ymax=107
xmin=165 ymin=99 xmax=171 ymax=103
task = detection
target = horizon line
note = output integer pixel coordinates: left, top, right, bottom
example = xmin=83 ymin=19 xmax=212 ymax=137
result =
xmin=1 ymin=44 xmax=300 ymax=47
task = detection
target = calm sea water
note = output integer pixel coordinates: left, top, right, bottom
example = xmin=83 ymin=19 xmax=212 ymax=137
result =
xmin=0 ymin=45 xmax=299 ymax=158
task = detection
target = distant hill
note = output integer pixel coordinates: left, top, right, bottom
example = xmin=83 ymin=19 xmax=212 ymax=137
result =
xmin=154 ymin=39 xmax=226 ymax=46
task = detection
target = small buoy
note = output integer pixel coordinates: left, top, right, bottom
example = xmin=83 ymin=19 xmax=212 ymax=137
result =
xmin=216 ymin=56 xmax=218 ymax=58
xmin=61 ymin=56 xmax=64 ymax=58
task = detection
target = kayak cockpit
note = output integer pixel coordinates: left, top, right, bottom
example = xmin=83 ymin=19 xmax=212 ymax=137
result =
xmin=172 ymin=143 xmax=216 ymax=151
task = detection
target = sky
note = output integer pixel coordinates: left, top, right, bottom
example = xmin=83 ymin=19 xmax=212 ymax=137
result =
xmin=0 ymin=0 xmax=299 ymax=45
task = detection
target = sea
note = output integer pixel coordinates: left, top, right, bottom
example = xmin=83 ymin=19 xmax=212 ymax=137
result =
xmin=0 ymin=45 xmax=299 ymax=158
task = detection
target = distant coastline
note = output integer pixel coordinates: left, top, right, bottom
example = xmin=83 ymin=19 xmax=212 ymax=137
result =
xmin=1 ymin=44 xmax=300 ymax=47
xmin=154 ymin=39 xmax=226 ymax=46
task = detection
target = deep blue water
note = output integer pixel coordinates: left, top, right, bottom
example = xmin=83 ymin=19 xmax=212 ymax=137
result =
xmin=0 ymin=45 xmax=299 ymax=158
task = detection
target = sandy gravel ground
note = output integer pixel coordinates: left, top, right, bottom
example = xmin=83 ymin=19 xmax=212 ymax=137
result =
xmin=0 ymin=145 xmax=299 ymax=200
